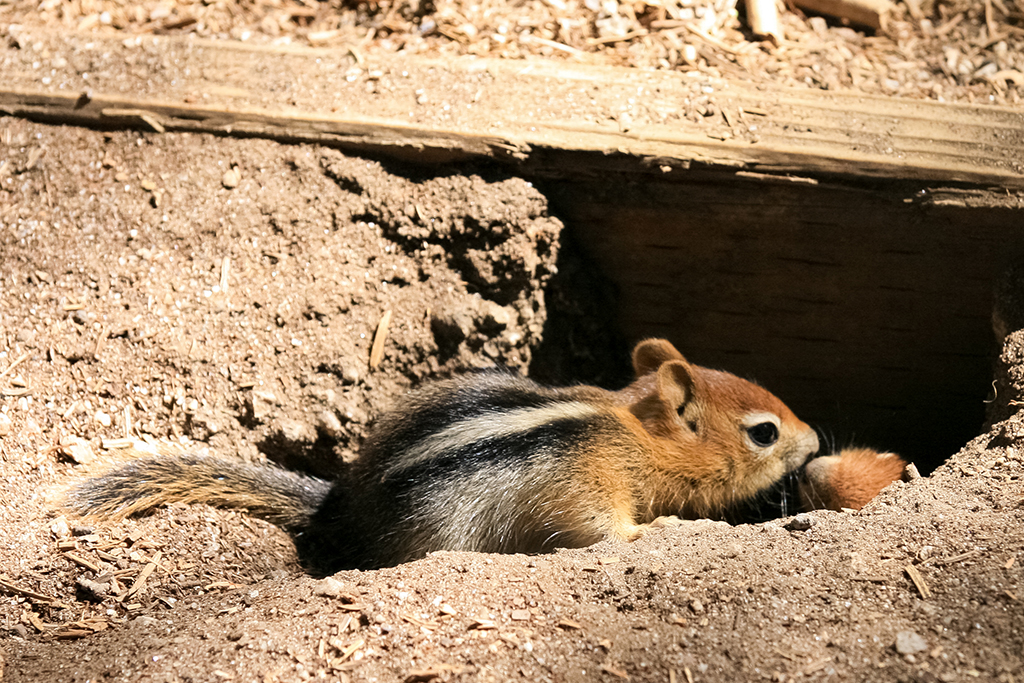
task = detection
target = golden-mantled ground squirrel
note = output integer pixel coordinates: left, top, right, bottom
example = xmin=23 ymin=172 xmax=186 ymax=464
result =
xmin=71 ymin=339 xmax=842 ymax=572
xmin=798 ymin=447 xmax=907 ymax=511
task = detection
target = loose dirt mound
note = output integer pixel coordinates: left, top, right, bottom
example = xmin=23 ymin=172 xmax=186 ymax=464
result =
xmin=1 ymin=118 xmax=1022 ymax=682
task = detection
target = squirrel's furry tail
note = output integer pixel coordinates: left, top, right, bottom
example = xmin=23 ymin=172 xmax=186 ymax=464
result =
xmin=67 ymin=454 xmax=332 ymax=532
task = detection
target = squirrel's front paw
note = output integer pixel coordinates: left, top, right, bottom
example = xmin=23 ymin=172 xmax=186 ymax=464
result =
xmin=648 ymin=515 xmax=687 ymax=529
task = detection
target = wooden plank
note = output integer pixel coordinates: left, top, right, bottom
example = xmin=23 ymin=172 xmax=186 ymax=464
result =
xmin=1 ymin=31 xmax=1022 ymax=187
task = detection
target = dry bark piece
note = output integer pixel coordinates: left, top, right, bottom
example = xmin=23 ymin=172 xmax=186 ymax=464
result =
xmin=744 ymin=0 xmax=782 ymax=43
xmin=0 ymin=575 xmax=70 ymax=608
xmin=904 ymin=564 xmax=931 ymax=598
xmin=790 ymin=0 xmax=893 ymax=29
xmin=119 ymin=551 xmax=162 ymax=601
xmin=369 ymin=309 xmax=393 ymax=369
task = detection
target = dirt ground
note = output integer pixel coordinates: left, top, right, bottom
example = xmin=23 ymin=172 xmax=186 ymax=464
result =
xmin=2 ymin=0 xmax=1024 ymax=678
xmin=1 ymin=113 xmax=1023 ymax=682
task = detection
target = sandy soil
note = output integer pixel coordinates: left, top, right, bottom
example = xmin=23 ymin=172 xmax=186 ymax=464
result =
xmin=0 ymin=110 xmax=1022 ymax=682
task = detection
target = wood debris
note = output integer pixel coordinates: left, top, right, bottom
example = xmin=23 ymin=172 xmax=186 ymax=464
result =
xmin=52 ymin=617 xmax=111 ymax=640
xmin=744 ymin=0 xmax=781 ymax=43
xmin=601 ymin=663 xmax=630 ymax=679
xmin=329 ymin=637 xmax=365 ymax=666
xmin=119 ymin=550 xmax=162 ymax=601
xmin=0 ymin=575 xmax=70 ymax=608
xmin=404 ymin=664 xmax=470 ymax=682
xmin=905 ymin=564 xmax=931 ymax=599
xmin=791 ymin=0 xmax=893 ymax=29
xmin=402 ymin=613 xmax=441 ymax=630
xmin=369 ymin=309 xmax=393 ymax=369
xmin=0 ymin=351 xmax=31 ymax=382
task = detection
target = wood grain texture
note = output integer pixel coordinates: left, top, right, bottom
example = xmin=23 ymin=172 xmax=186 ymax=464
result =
xmin=1 ymin=31 xmax=1022 ymax=188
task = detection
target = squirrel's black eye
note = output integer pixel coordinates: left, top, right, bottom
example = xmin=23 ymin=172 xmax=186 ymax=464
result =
xmin=747 ymin=422 xmax=779 ymax=447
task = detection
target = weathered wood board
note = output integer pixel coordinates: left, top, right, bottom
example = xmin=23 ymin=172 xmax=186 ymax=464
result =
xmin=2 ymin=31 xmax=1023 ymax=187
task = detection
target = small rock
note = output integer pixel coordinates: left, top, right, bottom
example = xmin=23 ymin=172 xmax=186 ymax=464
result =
xmin=94 ymin=410 xmax=112 ymax=428
xmin=0 ymin=412 xmax=11 ymax=436
xmin=188 ymin=407 xmax=225 ymax=441
xmin=130 ymin=615 xmax=161 ymax=629
xmin=57 ymin=438 xmax=96 ymax=464
xmin=72 ymin=525 xmax=96 ymax=537
xmin=222 ymin=166 xmax=241 ymax=188
xmin=723 ymin=543 xmax=743 ymax=558
xmin=50 ymin=517 xmax=71 ymax=539
xmin=316 ymin=410 xmax=344 ymax=438
xmin=336 ymin=403 xmax=368 ymax=425
xmin=430 ymin=307 xmax=474 ymax=352
xmin=76 ymin=576 xmax=112 ymax=601
xmin=895 ymin=630 xmax=928 ymax=655
xmin=510 ymin=609 xmax=531 ymax=621
xmin=341 ymin=366 xmax=360 ymax=385
xmin=785 ymin=513 xmax=815 ymax=531
xmin=689 ymin=599 xmax=704 ymax=614
xmin=275 ymin=418 xmax=317 ymax=446
xmin=251 ymin=390 xmax=277 ymax=420
xmin=477 ymin=300 xmax=511 ymax=333
xmin=314 ymin=577 xmax=346 ymax=598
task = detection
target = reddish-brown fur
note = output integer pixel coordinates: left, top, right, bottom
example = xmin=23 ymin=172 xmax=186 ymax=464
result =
xmin=799 ymin=448 xmax=908 ymax=511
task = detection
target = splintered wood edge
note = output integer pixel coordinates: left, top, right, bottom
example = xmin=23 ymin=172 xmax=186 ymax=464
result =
xmin=2 ymin=32 xmax=1023 ymax=188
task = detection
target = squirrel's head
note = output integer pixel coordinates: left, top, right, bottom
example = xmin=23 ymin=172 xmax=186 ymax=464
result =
xmin=628 ymin=339 xmax=819 ymax=511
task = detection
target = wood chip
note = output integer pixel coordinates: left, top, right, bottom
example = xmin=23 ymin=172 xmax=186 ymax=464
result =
xmin=101 ymin=438 xmax=135 ymax=450
xmin=934 ymin=549 xmax=982 ymax=566
xmin=203 ymin=581 xmax=242 ymax=591
xmin=220 ymin=256 xmax=231 ymax=292
xmin=790 ymin=0 xmax=892 ymax=29
xmin=905 ymin=564 xmax=931 ymax=599
xmin=335 ymin=638 xmax=364 ymax=663
xmin=0 ymin=575 xmax=70 ymax=608
xmin=404 ymin=664 xmax=469 ymax=683
xmin=556 ymin=618 xmax=583 ymax=630
xmin=0 ymin=351 xmax=31 ymax=382
xmin=468 ymin=618 xmax=497 ymax=630
xmin=120 ymin=550 xmax=161 ymax=601
xmin=52 ymin=617 xmax=110 ymax=640
xmin=402 ymin=613 xmax=440 ymax=630
xmin=1005 ymin=556 xmax=1015 ymax=569
xmin=369 ymin=308 xmax=392 ymax=369
xmin=601 ymin=663 xmax=630 ymax=679
xmin=62 ymin=552 xmax=101 ymax=573
xmin=598 ymin=556 xmax=620 ymax=565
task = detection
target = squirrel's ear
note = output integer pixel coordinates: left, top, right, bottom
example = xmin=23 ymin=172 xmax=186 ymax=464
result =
xmin=656 ymin=360 xmax=695 ymax=412
xmin=633 ymin=339 xmax=686 ymax=377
